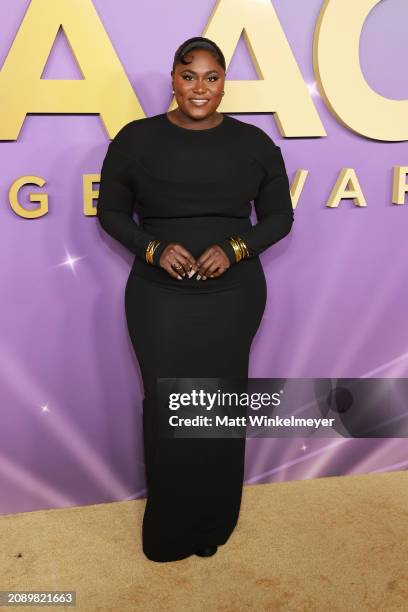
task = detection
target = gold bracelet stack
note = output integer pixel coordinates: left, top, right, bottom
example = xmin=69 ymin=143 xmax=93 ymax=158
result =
xmin=145 ymin=239 xmax=161 ymax=264
xmin=228 ymin=235 xmax=250 ymax=262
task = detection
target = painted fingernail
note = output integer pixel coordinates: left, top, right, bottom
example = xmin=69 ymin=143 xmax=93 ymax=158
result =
xmin=177 ymin=275 xmax=183 ymax=280
xmin=196 ymin=274 xmax=201 ymax=280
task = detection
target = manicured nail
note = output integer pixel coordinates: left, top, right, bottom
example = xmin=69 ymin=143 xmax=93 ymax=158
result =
xmin=196 ymin=274 xmax=201 ymax=280
xmin=177 ymin=275 xmax=183 ymax=280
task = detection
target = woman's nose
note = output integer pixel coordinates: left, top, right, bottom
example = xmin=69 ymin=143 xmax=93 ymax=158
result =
xmin=193 ymin=80 xmax=206 ymax=93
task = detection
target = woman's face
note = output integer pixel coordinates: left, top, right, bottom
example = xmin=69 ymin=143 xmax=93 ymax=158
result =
xmin=171 ymin=49 xmax=225 ymax=120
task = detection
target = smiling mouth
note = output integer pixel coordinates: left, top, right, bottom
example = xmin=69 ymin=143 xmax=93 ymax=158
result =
xmin=189 ymin=99 xmax=209 ymax=106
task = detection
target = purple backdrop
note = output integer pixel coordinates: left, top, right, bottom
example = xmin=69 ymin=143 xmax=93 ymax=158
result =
xmin=1 ymin=0 xmax=407 ymax=514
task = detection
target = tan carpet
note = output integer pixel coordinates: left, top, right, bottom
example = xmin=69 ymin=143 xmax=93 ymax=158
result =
xmin=1 ymin=471 xmax=407 ymax=611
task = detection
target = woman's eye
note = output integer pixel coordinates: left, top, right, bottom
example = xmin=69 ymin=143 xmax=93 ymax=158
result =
xmin=182 ymin=75 xmax=219 ymax=82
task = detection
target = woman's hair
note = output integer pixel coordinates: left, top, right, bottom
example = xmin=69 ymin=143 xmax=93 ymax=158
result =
xmin=172 ymin=37 xmax=226 ymax=73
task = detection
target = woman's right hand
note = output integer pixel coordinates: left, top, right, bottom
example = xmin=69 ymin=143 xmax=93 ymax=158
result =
xmin=159 ymin=242 xmax=198 ymax=280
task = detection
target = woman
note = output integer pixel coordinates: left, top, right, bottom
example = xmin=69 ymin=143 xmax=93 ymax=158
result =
xmin=97 ymin=36 xmax=294 ymax=563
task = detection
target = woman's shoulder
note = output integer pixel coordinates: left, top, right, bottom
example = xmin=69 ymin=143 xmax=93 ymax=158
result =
xmin=107 ymin=113 xmax=281 ymax=161
xmin=228 ymin=115 xmax=278 ymax=149
xmin=227 ymin=116 xmax=283 ymax=176
xmin=228 ymin=116 xmax=282 ymax=166
xmin=108 ymin=114 xmax=164 ymax=155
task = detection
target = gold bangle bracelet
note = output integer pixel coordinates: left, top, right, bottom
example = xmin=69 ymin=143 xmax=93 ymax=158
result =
xmin=228 ymin=235 xmax=250 ymax=262
xmin=145 ymin=239 xmax=160 ymax=265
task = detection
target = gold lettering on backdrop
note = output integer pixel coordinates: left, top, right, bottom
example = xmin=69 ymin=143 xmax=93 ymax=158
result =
xmin=392 ymin=167 xmax=408 ymax=205
xmin=290 ymin=171 xmax=308 ymax=210
xmin=327 ymin=169 xmax=367 ymax=208
xmin=0 ymin=0 xmax=143 ymax=140
xmin=314 ymin=0 xmax=408 ymax=141
xmin=0 ymin=0 xmax=405 ymax=140
xmin=83 ymin=175 xmax=100 ymax=215
xmin=0 ymin=0 xmax=407 ymax=217
xmin=9 ymin=176 xmax=48 ymax=218
xmin=168 ymin=0 xmax=326 ymax=137
xmin=83 ymin=172 xmax=303 ymax=217
xmin=6 ymin=167 xmax=408 ymax=219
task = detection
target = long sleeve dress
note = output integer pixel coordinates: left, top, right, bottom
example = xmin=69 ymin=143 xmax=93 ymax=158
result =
xmin=97 ymin=112 xmax=294 ymax=562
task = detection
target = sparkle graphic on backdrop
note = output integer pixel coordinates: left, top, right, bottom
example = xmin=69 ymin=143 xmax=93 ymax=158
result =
xmin=54 ymin=249 xmax=86 ymax=277
xmin=306 ymin=81 xmax=320 ymax=97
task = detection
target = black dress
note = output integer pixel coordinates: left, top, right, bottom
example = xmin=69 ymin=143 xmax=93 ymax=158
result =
xmin=97 ymin=112 xmax=294 ymax=562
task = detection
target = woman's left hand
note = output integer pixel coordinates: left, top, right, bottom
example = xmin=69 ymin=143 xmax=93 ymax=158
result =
xmin=196 ymin=245 xmax=230 ymax=280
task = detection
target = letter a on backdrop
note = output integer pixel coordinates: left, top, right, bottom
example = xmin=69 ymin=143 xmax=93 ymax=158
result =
xmin=0 ymin=0 xmax=142 ymax=140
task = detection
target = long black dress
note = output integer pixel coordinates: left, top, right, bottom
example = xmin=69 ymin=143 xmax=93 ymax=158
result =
xmin=97 ymin=112 xmax=294 ymax=562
